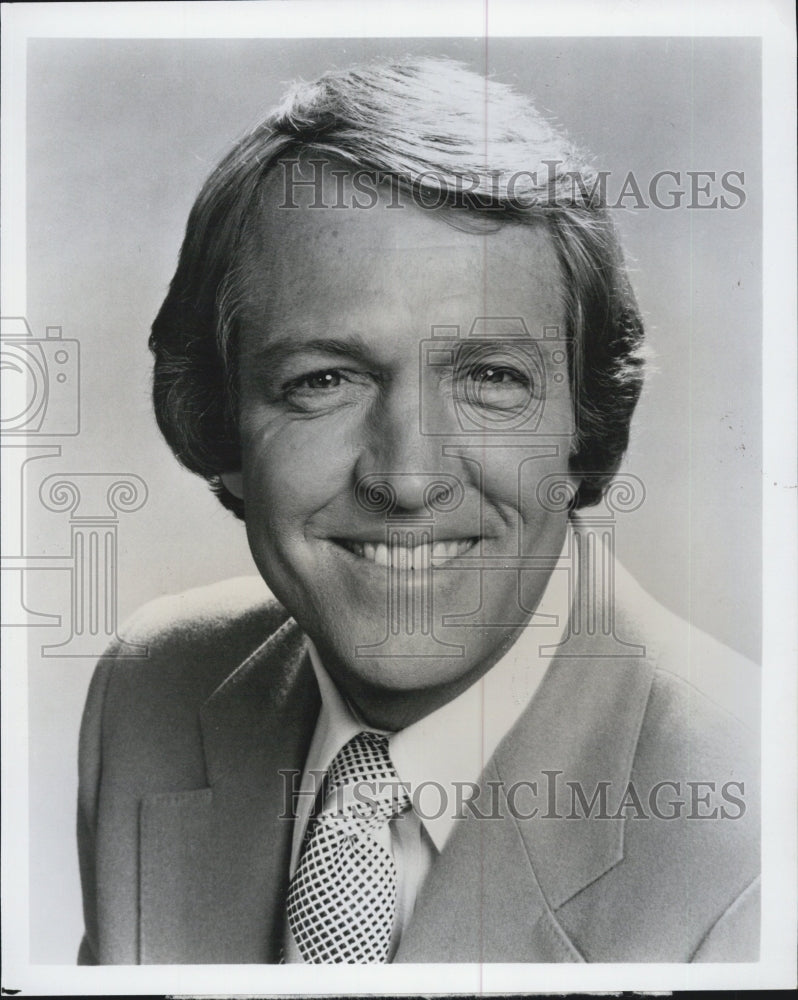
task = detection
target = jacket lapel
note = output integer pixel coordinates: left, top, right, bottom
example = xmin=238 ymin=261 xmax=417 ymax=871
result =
xmin=138 ymin=617 xmax=319 ymax=964
xmin=397 ymin=585 xmax=658 ymax=963
xmin=394 ymin=753 xmax=585 ymax=963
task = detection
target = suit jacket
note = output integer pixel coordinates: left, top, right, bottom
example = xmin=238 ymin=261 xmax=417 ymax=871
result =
xmin=77 ymin=566 xmax=760 ymax=965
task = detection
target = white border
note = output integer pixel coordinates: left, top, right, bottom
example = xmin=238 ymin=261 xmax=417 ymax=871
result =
xmin=0 ymin=1 xmax=29 ymax=988
xmin=1 ymin=0 xmax=796 ymax=38
xmin=2 ymin=0 xmax=795 ymax=993
xmin=759 ymin=0 xmax=798 ymax=984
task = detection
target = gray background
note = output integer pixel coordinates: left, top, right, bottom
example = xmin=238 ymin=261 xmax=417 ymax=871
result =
xmin=24 ymin=37 xmax=761 ymax=961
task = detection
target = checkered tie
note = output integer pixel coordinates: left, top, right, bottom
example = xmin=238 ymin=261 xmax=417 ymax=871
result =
xmin=286 ymin=731 xmax=410 ymax=963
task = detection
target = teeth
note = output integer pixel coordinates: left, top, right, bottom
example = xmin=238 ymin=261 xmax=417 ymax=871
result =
xmin=432 ymin=541 xmax=457 ymax=561
xmin=340 ymin=538 xmax=476 ymax=568
xmin=413 ymin=542 xmax=431 ymax=568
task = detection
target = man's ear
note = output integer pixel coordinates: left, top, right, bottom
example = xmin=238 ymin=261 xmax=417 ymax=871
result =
xmin=220 ymin=471 xmax=244 ymax=499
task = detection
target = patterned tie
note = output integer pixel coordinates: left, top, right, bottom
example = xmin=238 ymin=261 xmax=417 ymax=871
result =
xmin=286 ymin=731 xmax=410 ymax=963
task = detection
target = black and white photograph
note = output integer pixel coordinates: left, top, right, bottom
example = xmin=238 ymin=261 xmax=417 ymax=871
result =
xmin=1 ymin=0 xmax=795 ymax=994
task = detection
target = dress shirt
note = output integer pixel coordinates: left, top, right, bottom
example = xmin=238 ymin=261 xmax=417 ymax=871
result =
xmin=283 ymin=523 xmax=575 ymax=962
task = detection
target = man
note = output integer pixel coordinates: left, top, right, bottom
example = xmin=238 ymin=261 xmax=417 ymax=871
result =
xmin=77 ymin=58 xmax=759 ymax=964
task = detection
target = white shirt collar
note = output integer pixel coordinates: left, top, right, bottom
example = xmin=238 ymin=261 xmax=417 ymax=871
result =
xmin=293 ymin=521 xmax=574 ymax=863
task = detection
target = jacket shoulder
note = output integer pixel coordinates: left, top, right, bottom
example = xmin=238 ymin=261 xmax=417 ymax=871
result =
xmin=102 ymin=576 xmax=290 ymax=689
xmin=81 ymin=577 xmax=293 ymax=788
xmin=77 ymin=577 xmax=296 ymax=963
xmin=619 ymin=564 xmax=760 ymax=894
xmin=556 ymin=565 xmax=760 ymax=961
xmin=115 ymin=575 xmax=286 ymax=650
xmin=615 ymin=561 xmax=760 ymax=732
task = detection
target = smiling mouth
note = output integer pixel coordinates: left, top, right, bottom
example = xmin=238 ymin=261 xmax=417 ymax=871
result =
xmin=333 ymin=537 xmax=479 ymax=569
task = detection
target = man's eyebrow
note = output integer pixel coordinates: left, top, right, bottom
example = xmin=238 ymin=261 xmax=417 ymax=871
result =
xmin=241 ymin=335 xmax=377 ymax=370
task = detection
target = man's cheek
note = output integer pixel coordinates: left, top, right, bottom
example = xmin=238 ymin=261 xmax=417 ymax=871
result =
xmin=479 ymin=453 xmax=565 ymax=519
xmin=250 ymin=413 xmax=361 ymax=477
xmin=240 ymin=435 xmax=334 ymax=511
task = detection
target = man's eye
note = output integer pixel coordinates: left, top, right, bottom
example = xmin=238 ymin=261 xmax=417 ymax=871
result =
xmin=281 ymin=368 xmax=370 ymax=413
xmin=469 ymin=365 xmax=527 ymax=387
xmin=295 ymin=370 xmax=344 ymax=391
xmin=453 ymin=363 xmax=533 ymax=412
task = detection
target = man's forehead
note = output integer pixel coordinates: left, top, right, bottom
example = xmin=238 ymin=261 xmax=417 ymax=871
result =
xmin=236 ymin=160 xmax=565 ymax=330
xmin=253 ymin=160 xmax=552 ymax=251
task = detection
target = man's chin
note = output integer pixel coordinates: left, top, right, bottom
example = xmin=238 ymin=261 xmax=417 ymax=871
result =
xmin=308 ymin=615 xmax=508 ymax=710
xmin=315 ymin=643 xmax=490 ymax=730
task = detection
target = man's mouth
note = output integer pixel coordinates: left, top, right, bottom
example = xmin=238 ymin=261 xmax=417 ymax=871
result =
xmin=333 ymin=537 xmax=479 ymax=568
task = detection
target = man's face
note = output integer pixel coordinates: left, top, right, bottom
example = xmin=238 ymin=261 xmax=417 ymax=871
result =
xmin=226 ymin=168 xmax=576 ymax=729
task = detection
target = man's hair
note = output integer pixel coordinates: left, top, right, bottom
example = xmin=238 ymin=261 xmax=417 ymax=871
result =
xmin=150 ymin=57 xmax=645 ymax=517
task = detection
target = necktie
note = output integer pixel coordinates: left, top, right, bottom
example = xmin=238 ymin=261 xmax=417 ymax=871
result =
xmin=286 ymin=731 xmax=410 ymax=963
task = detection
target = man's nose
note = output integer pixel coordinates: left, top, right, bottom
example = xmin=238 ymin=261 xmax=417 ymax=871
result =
xmin=354 ymin=382 xmax=455 ymax=513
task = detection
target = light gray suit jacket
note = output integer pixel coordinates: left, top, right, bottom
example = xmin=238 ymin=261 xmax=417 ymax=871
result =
xmin=77 ymin=567 xmax=760 ymax=964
